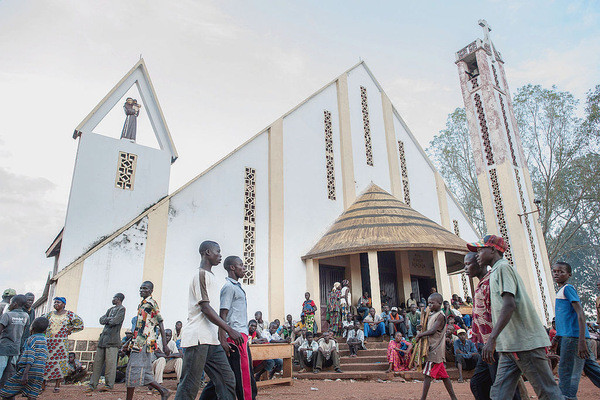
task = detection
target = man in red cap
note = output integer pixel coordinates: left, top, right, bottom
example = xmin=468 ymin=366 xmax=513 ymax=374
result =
xmin=467 ymin=235 xmax=562 ymax=400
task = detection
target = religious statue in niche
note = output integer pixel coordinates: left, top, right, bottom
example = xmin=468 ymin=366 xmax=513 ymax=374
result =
xmin=120 ymin=97 xmax=141 ymax=141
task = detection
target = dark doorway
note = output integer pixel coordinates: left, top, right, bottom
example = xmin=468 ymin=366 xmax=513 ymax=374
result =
xmin=319 ymin=264 xmax=345 ymax=331
xmin=359 ymin=252 xmax=398 ymax=309
xmin=411 ymin=276 xmax=437 ymax=304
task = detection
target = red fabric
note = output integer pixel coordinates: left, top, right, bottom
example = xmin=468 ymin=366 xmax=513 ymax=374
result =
xmin=471 ymin=272 xmax=493 ymax=345
xmin=228 ymin=334 xmax=252 ymax=400
xmin=423 ymin=362 xmax=449 ymax=379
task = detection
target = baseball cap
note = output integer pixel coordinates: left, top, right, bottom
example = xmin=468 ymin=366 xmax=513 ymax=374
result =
xmin=456 ymin=329 xmax=466 ymax=335
xmin=466 ymin=234 xmax=507 ymax=253
xmin=2 ymin=288 xmax=16 ymax=297
xmin=391 ymin=307 xmax=398 ymax=311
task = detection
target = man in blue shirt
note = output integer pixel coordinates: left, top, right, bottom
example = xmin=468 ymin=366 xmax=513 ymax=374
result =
xmin=453 ymin=329 xmax=479 ymax=383
xmin=552 ymin=261 xmax=600 ymax=399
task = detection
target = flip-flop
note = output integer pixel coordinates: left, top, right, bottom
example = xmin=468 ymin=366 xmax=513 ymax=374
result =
xmin=53 ymin=387 xmax=60 ymax=393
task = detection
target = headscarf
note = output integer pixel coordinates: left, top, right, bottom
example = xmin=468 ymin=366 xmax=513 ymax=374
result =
xmin=53 ymin=296 xmax=67 ymax=304
xmin=333 ymin=282 xmax=341 ymax=291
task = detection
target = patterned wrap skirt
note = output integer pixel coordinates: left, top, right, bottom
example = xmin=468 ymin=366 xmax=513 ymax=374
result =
xmin=126 ymin=345 xmax=154 ymax=387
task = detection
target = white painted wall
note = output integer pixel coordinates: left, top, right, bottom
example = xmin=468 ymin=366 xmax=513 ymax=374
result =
xmin=393 ymin=115 xmax=441 ymax=223
xmin=60 ymin=133 xmax=171 ymax=269
xmin=347 ymin=65 xmax=392 ymax=194
xmin=446 ymin=191 xmax=480 ymax=243
xmin=281 ymin=82 xmax=346 ymax=319
xmin=76 ymin=217 xmax=147 ymax=329
xmin=160 ymin=133 xmax=269 ymax=330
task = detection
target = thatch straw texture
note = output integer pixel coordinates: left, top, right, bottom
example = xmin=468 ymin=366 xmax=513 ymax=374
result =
xmin=303 ymin=183 xmax=467 ymax=259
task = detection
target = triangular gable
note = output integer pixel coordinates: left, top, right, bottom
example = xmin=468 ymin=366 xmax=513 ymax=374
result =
xmin=73 ymin=58 xmax=178 ymax=162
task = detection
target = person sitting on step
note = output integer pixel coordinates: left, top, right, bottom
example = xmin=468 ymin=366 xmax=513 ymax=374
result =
xmin=363 ymin=308 xmax=385 ymax=338
xmin=314 ymin=332 xmax=342 ymax=374
xmin=297 ymin=331 xmax=319 ymax=372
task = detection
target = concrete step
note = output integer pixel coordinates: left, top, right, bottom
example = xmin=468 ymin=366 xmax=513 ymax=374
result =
xmin=340 ymin=355 xmax=387 ymax=364
xmin=339 ymin=348 xmax=387 ymax=357
xmin=338 ymin=362 xmax=389 ymax=372
xmin=295 ymin=370 xmax=393 ymax=381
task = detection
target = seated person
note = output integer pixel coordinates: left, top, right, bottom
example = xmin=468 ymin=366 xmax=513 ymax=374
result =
xmin=64 ymin=352 xmax=87 ymax=384
xmin=386 ymin=331 xmax=412 ymax=373
xmin=363 ymin=308 xmax=385 ymax=338
xmin=292 ymin=328 xmax=307 ymax=365
xmin=388 ymin=307 xmax=408 ymax=337
xmin=248 ymin=320 xmax=268 ymax=344
xmin=115 ymin=349 xmax=128 ymax=384
xmin=121 ymin=330 xmax=133 ymax=347
xmin=406 ymin=304 xmax=420 ymax=338
xmin=281 ymin=314 xmax=295 ymax=340
xmin=257 ymin=323 xmax=287 ymax=379
xmin=447 ymin=315 xmax=461 ymax=331
xmin=379 ymin=305 xmax=392 ymax=335
xmin=357 ymin=292 xmax=372 ymax=320
xmin=293 ymin=314 xmax=307 ymax=337
xmin=453 ymin=329 xmax=479 ymax=382
xmin=451 ymin=301 xmax=467 ymax=328
xmin=254 ymin=311 xmax=269 ymax=337
xmin=314 ymin=332 xmax=342 ymax=374
xmin=297 ymin=331 xmax=319 ymax=372
xmin=342 ymin=314 xmax=354 ymax=338
xmin=445 ymin=324 xmax=458 ymax=364
xmin=464 ymin=296 xmax=473 ymax=307
xmin=346 ymin=321 xmax=365 ymax=357
xmin=152 ymin=328 xmax=183 ymax=384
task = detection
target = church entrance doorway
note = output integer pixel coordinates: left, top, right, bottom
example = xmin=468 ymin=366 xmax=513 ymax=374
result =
xmin=319 ymin=264 xmax=345 ymax=332
xmin=411 ymin=276 xmax=436 ymax=304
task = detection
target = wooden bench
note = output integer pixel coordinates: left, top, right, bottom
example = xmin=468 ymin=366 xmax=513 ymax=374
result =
xmin=249 ymin=343 xmax=293 ymax=387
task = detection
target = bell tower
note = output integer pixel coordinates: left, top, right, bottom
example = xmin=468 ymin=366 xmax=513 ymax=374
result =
xmin=455 ymin=20 xmax=554 ymax=323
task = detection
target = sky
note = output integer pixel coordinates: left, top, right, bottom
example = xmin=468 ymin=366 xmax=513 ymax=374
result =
xmin=1 ymin=0 xmax=599 ymax=297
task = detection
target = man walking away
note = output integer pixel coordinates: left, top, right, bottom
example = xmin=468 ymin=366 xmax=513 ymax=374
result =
xmin=469 ymin=235 xmax=562 ymax=400
xmin=86 ymin=293 xmax=126 ymax=393
xmin=0 ymin=295 xmax=29 ymax=383
xmin=175 ymin=241 xmax=242 ymax=400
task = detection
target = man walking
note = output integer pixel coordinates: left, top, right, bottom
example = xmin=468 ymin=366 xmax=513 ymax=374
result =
xmin=86 ymin=293 xmax=126 ymax=393
xmin=174 ymin=241 xmax=242 ymax=400
xmin=202 ymin=255 xmax=257 ymax=399
xmin=469 ymin=235 xmax=562 ymax=400
xmin=126 ymin=282 xmax=170 ymax=400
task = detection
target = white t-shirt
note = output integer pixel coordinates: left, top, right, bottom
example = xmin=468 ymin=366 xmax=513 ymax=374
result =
xmin=181 ymin=268 xmax=221 ymax=347
xmin=340 ymin=287 xmax=350 ymax=306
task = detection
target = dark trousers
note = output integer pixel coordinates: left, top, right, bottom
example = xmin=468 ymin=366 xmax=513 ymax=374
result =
xmin=347 ymin=341 xmax=363 ymax=356
xmin=174 ymin=344 xmax=235 ymax=400
xmin=315 ymin=349 xmax=340 ymax=370
xmin=89 ymin=346 xmax=119 ymax=389
xmin=299 ymin=352 xmax=317 ymax=369
xmin=470 ymin=351 xmax=521 ymax=400
xmin=201 ymin=342 xmax=257 ymax=400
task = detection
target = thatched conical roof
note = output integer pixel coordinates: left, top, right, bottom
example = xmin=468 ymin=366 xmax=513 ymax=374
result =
xmin=303 ymin=183 xmax=467 ymax=259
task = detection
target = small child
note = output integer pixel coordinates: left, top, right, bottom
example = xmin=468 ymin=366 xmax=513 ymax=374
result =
xmin=415 ymin=293 xmax=458 ymax=400
xmin=552 ymin=262 xmax=600 ymax=399
xmin=0 ymin=317 xmax=49 ymax=400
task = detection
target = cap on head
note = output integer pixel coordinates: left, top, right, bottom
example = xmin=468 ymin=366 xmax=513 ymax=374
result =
xmin=466 ymin=234 xmax=507 ymax=253
xmin=391 ymin=307 xmax=398 ymax=312
xmin=457 ymin=329 xmax=466 ymax=335
xmin=3 ymin=288 xmax=16 ymax=297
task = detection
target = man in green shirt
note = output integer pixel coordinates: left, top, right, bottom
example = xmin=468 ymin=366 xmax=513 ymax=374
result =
xmin=468 ymin=235 xmax=562 ymax=400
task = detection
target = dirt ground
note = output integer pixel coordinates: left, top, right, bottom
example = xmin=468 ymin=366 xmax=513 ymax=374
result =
xmin=34 ymin=377 xmax=598 ymax=399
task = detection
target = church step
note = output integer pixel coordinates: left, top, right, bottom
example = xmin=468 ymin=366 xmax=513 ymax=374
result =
xmin=337 ymin=362 xmax=389 ymax=371
xmin=295 ymin=370 xmax=392 ymax=381
xmin=340 ymin=355 xmax=387 ymax=364
xmin=339 ymin=348 xmax=387 ymax=357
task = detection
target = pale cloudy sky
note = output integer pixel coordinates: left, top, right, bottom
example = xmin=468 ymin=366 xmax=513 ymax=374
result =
xmin=1 ymin=0 xmax=598 ymax=296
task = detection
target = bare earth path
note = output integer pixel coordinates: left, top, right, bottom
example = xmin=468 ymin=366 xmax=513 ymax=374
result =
xmin=35 ymin=377 xmax=597 ymax=399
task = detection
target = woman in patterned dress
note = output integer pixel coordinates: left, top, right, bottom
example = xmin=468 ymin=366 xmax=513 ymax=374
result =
xmin=340 ymin=279 xmax=351 ymax=322
xmin=325 ymin=282 xmax=342 ymax=336
xmin=386 ymin=331 xmax=412 ymax=372
xmin=301 ymin=292 xmax=318 ymax=333
xmin=42 ymin=297 xmax=84 ymax=392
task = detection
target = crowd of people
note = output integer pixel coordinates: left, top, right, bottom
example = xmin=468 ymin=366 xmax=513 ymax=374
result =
xmin=0 ymin=235 xmax=599 ymax=399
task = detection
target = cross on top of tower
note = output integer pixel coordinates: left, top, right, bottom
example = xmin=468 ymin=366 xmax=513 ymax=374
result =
xmin=478 ymin=19 xmax=492 ymax=46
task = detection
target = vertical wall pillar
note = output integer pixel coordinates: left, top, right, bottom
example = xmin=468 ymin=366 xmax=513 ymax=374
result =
xmin=395 ymin=251 xmax=412 ymax=303
xmin=268 ymin=118 xmax=285 ymax=321
xmin=367 ymin=251 xmax=382 ymax=313
xmin=142 ymin=201 xmax=169 ymax=304
xmin=382 ymin=93 xmax=403 ymax=200
xmin=305 ymin=258 xmax=321 ymax=326
xmin=433 ymin=250 xmax=452 ymax=301
xmin=349 ymin=254 xmax=363 ymax=307
xmin=336 ymin=73 xmax=357 ymax=209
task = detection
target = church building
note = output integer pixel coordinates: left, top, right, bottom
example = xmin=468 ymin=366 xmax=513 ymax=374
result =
xmin=42 ymin=23 xmax=553 ymax=355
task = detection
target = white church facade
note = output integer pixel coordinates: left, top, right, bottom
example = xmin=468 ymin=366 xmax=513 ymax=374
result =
xmin=42 ymin=24 xmax=554 ymax=354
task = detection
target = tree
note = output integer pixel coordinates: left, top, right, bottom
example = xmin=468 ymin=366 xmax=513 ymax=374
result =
xmin=426 ymin=108 xmax=486 ymax=235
